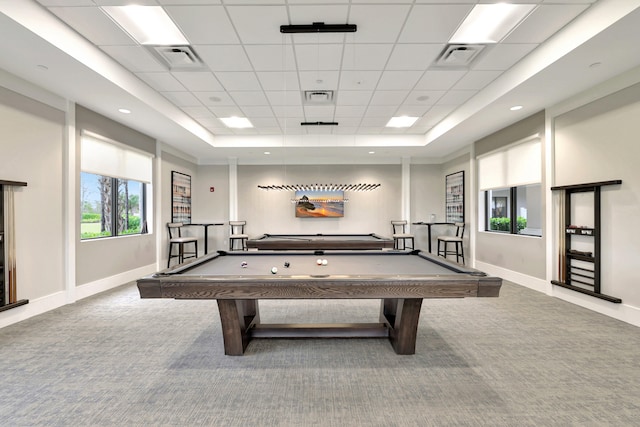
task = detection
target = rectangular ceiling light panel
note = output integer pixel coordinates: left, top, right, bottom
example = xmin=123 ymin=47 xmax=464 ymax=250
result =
xmin=450 ymin=4 xmax=536 ymax=44
xmin=102 ymin=6 xmax=188 ymax=45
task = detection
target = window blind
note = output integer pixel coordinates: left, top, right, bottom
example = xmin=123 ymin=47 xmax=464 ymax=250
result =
xmin=81 ymin=132 xmax=153 ymax=183
xmin=478 ymin=137 xmax=541 ymax=190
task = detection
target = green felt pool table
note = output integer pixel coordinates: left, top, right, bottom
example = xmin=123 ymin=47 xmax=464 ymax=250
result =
xmin=137 ymin=250 xmax=502 ymax=355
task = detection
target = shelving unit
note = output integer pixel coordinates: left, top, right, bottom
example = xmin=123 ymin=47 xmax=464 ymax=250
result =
xmin=0 ymin=179 xmax=29 ymax=313
xmin=550 ymin=180 xmax=622 ymax=303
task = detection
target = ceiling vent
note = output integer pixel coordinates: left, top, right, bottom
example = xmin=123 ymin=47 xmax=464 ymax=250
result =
xmin=303 ymin=90 xmax=335 ymax=105
xmin=147 ymin=45 xmax=205 ymax=71
xmin=433 ymin=44 xmax=485 ymax=68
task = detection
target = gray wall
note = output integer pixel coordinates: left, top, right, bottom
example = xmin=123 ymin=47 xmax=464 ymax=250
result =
xmin=554 ymin=82 xmax=640 ymax=308
xmin=75 ymin=106 xmax=156 ymax=285
xmin=474 ymin=112 xmax=547 ymax=280
xmin=0 ymin=86 xmax=65 ymax=300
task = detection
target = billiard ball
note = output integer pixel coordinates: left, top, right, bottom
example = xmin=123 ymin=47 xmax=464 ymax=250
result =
xmin=241 ymin=261 xmax=248 ymax=268
xmin=271 ymin=267 xmax=278 ymax=274
xmin=316 ymin=259 xmax=323 ymax=265
xmin=284 ymin=262 xmax=290 ymax=268
xmin=322 ymin=259 xmax=328 ymax=266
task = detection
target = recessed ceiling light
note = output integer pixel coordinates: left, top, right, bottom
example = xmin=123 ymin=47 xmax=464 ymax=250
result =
xmin=118 ymin=108 xmax=131 ymax=114
xmin=264 ymin=151 xmax=271 ymax=155
xmin=101 ymin=6 xmax=188 ymax=45
xmin=510 ymin=105 xmax=523 ymax=111
xmin=369 ymin=151 xmax=375 ymax=154
xmin=449 ymin=4 xmax=536 ymax=44
xmin=386 ymin=116 xmax=419 ymax=128
xmin=220 ymin=117 xmax=253 ymax=129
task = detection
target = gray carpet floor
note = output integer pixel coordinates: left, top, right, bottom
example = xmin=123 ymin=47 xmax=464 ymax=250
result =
xmin=0 ymin=281 xmax=638 ymax=426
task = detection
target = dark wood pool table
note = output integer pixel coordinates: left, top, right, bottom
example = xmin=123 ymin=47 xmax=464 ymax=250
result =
xmin=137 ymin=250 xmax=502 ymax=356
xmin=246 ymin=233 xmax=395 ymax=250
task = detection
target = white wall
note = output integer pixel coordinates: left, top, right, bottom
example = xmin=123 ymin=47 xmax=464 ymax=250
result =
xmin=410 ymin=163 xmax=445 ymax=250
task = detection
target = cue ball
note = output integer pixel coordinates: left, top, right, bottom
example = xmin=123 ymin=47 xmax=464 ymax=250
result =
xmin=322 ymin=259 xmax=328 ymax=266
xmin=317 ymin=259 xmax=323 ymax=265
xmin=241 ymin=261 xmax=248 ymax=268
xmin=271 ymin=267 xmax=278 ymax=274
xmin=284 ymin=262 xmax=290 ymax=268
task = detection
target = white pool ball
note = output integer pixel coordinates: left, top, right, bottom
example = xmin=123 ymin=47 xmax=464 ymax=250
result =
xmin=271 ymin=267 xmax=278 ymax=274
xmin=316 ymin=259 xmax=323 ymax=265
xmin=322 ymin=259 xmax=328 ymax=266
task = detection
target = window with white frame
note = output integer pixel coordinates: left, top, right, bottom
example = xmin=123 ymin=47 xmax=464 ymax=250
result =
xmin=80 ymin=132 xmax=152 ymax=240
xmin=478 ymin=136 xmax=542 ymax=237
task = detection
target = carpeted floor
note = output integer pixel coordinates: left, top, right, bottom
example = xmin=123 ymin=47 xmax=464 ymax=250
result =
xmin=0 ymin=281 xmax=638 ymax=426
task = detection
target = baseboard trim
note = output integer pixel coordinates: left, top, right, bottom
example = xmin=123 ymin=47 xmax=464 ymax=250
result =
xmin=475 ymin=261 xmax=640 ymax=328
xmin=75 ymin=264 xmax=156 ymax=301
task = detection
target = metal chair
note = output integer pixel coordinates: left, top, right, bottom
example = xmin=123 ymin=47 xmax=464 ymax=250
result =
xmin=437 ymin=222 xmax=465 ymax=264
xmin=391 ymin=220 xmax=414 ymax=250
xmin=167 ymin=223 xmax=198 ymax=268
xmin=229 ymin=220 xmax=249 ymax=251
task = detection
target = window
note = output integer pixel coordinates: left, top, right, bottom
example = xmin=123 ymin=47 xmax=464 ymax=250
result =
xmin=485 ymin=184 xmax=541 ymax=236
xmin=478 ymin=136 xmax=542 ymax=237
xmin=80 ymin=132 xmax=152 ymax=240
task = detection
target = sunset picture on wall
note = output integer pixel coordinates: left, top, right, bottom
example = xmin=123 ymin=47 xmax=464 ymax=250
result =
xmin=294 ymin=190 xmax=345 ymax=218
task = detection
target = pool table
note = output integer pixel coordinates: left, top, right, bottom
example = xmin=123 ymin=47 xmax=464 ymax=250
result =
xmin=246 ymin=233 xmax=395 ymax=250
xmin=137 ymin=250 xmax=501 ymax=356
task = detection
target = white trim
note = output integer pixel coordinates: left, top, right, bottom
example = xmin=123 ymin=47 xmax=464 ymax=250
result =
xmin=75 ymin=264 xmax=155 ymax=301
xmin=64 ymin=101 xmax=77 ymax=304
xmin=0 ymin=291 xmax=67 ymax=329
xmin=476 ymin=261 xmax=640 ymax=328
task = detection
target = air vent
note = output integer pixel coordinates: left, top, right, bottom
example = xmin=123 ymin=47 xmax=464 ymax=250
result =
xmin=303 ymin=90 xmax=335 ymax=105
xmin=147 ymin=45 xmax=205 ymax=71
xmin=433 ymin=44 xmax=485 ymax=68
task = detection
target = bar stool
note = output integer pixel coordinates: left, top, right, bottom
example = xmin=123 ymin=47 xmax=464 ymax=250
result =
xmin=167 ymin=223 xmax=198 ymax=268
xmin=229 ymin=220 xmax=249 ymax=251
xmin=391 ymin=220 xmax=414 ymax=250
xmin=437 ymin=222 xmax=465 ymax=264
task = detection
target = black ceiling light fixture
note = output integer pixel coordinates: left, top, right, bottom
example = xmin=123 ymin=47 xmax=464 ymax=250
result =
xmin=280 ymin=22 xmax=357 ymax=34
xmin=301 ymin=121 xmax=339 ymax=126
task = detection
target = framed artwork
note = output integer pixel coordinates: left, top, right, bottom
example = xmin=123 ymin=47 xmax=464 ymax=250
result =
xmin=294 ymin=190 xmax=344 ymax=218
xmin=492 ymin=197 xmax=508 ymax=218
xmin=171 ymin=171 xmax=191 ymax=224
xmin=445 ymin=171 xmax=464 ymax=223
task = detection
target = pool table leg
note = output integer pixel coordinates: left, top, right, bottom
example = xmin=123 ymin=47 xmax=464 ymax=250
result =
xmin=216 ymin=299 xmax=260 ymax=356
xmin=379 ymin=298 xmax=423 ymax=355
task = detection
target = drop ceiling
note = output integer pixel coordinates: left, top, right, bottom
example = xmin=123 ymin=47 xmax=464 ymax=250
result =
xmin=1 ymin=1 xmax=640 ymax=164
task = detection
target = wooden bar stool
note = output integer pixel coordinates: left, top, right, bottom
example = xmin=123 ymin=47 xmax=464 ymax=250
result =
xmin=229 ymin=221 xmax=249 ymax=251
xmin=391 ymin=220 xmax=414 ymax=250
xmin=437 ymin=223 xmax=465 ymax=264
xmin=167 ymin=223 xmax=198 ymax=268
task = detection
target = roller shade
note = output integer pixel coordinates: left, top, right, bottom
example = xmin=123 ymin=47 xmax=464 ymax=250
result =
xmin=478 ymin=137 xmax=541 ymax=190
xmin=81 ymin=132 xmax=153 ymax=183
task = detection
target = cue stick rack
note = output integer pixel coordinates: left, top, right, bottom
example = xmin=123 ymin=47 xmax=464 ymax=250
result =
xmin=0 ymin=179 xmax=29 ymax=313
xmin=550 ymin=180 xmax=622 ymax=303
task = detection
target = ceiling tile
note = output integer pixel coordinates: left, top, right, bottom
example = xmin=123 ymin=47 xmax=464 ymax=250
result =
xmin=215 ymin=72 xmax=262 ymax=91
xmin=377 ymin=71 xmax=423 ymax=90
xmin=472 ymin=44 xmax=538 ymax=71
xmin=136 ymin=72 xmax=185 ymax=91
xmin=229 ymin=91 xmax=269 ymax=106
xmin=348 ymin=5 xmax=411 ymax=43
xmin=404 ymin=90 xmax=446 ymax=105
xmin=226 ymin=6 xmax=289 ymax=44
xmin=266 ymin=91 xmax=303 ymax=106
xmin=101 ymin=46 xmax=165 ymax=72
xmin=194 ymin=45 xmax=252 ymax=71
xmin=256 ymin=72 xmax=300 ymax=91
xmin=335 ymin=91 xmax=373 ymax=106
xmin=386 ymin=44 xmax=444 ymax=70
xmin=394 ymin=105 xmax=430 ymax=117
xmin=240 ymin=106 xmax=275 ymax=118
xmin=207 ymin=106 xmax=244 ymax=118
xmin=415 ymin=70 xmax=466 ymax=91
xmin=244 ymin=45 xmax=296 ymax=71
xmin=369 ymin=90 xmax=409 ymax=105
xmin=165 ymin=6 xmax=239 ymax=44
xmin=342 ymin=44 xmax=393 ymax=71
xmin=398 ymin=4 xmax=473 ymax=43
xmin=452 ymin=70 xmax=502 ymax=90
xmin=288 ymin=5 xmax=349 ymax=24
xmin=161 ymin=92 xmax=201 ymax=107
xmin=334 ymin=117 xmax=362 ymax=127
xmin=435 ymin=90 xmax=476 ymax=105
xmin=298 ymin=71 xmax=340 ymax=91
xmin=192 ymin=92 xmax=236 ymax=106
xmin=303 ymin=105 xmax=336 ymax=120
xmin=181 ymin=106 xmax=215 ymax=119
xmin=272 ymin=105 xmax=305 ymax=118
xmin=334 ymin=106 xmax=367 ymax=117
xmin=365 ymin=106 xmax=398 ymax=117
xmin=172 ymin=71 xmax=223 ymax=91
xmin=248 ymin=117 xmax=279 ymax=127
xmin=339 ymin=71 xmax=382 ymax=91
xmin=295 ymin=44 xmax=343 ymax=71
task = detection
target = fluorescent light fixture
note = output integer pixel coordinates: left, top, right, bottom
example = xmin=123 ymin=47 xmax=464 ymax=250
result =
xmin=220 ymin=117 xmax=253 ymax=129
xmin=386 ymin=116 xmax=419 ymax=128
xmin=450 ymin=4 xmax=535 ymax=44
xmin=102 ymin=6 xmax=188 ymax=45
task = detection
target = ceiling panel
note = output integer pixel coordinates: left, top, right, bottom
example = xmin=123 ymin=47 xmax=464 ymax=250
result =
xmin=194 ymin=45 xmax=253 ymax=71
xmin=166 ymin=6 xmax=239 ymax=44
xmin=226 ymin=6 xmax=289 ymax=44
xmin=348 ymin=5 xmax=411 ymax=43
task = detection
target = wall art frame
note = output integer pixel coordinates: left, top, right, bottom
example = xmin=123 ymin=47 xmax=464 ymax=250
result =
xmin=171 ymin=171 xmax=191 ymax=224
xmin=445 ymin=171 xmax=464 ymax=223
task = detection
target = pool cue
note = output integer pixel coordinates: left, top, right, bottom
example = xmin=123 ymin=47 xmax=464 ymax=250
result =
xmin=558 ymin=191 xmax=566 ymax=283
xmin=7 ymin=187 xmax=17 ymax=303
